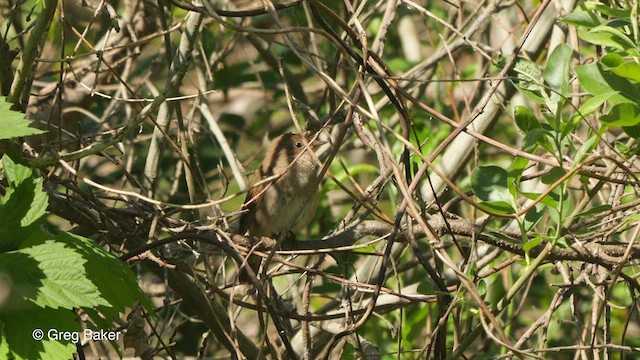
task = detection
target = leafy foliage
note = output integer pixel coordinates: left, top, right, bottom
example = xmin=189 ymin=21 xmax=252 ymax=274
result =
xmin=0 ymin=97 xmax=45 ymax=140
xmin=0 ymin=155 xmax=153 ymax=360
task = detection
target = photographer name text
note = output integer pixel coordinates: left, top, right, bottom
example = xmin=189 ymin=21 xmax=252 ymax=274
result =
xmin=32 ymin=328 xmax=121 ymax=343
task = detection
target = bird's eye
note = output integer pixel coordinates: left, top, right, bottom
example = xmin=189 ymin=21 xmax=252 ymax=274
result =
xmin=295 ymin=141 xmax=303 ymax=148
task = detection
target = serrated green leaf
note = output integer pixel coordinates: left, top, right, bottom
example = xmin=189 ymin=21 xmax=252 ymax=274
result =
xmin=0 ymin=156 xmax=48 ymax=250
xmin=0 ymin=241 xmax=107 ymax=309
xmin=0 ymin=98 xmax=46 ymax=140
xmin=0 ymin=182 xmax=39 ymax=250
xmin=49 ymin=233 xmax=155 ymax=317
xmin=20 ymin=178 xmax=48 ymax=228
xmin=1 ymin=229 xmax=147 ymax=358
xmin=1 ymin=155 xmax=31 ymax=185
xmin=0 ymin=321 xmax=8 ymax=359
xmin=0 ymin=306 xmax=79 ymax=360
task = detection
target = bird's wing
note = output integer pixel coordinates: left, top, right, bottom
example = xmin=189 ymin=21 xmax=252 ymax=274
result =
xmin=237 ymin=177 xmax=265 ymax=235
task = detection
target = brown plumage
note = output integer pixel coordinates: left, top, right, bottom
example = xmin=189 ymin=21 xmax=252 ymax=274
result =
xmin=237 ymin=133 xmax=323 ymax=284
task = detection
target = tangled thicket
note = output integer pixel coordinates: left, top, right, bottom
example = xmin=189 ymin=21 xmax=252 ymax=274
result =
xmin=2 ymin=0 xmax=640 ymax=358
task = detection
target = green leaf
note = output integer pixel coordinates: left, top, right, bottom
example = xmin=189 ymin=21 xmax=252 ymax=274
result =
xmin=523 ymin=204 xmax=544 ymax=232
xmin=590 ymin=24 xmax=637 ymax=51
xmin=578 ymin=91 xmax=619 ymax=117
xmin=0 ymin=98 xmax=46 ymax=140
xmin=509 ymin=57 xmax=543 ymax=90
xmin=577 ymin=26 xmax=634 ymax=53
xmin=561 ymin=10 xmax=604 ymax=28
xmin=477 ymin=279 xmax=487 ymax=297
xmin=522 ymin=128 xmax=556 ymax=154
xmin=45 ymin=232 xmax=156 ymax=318
xmin=556 ymin=236 xmax=570 ymax=248
xmin=623 ymin=125 xmax=640 ymax=138
xmin=610 ymin=62 xmax=640 ymax=83
xmin=0 ymin=322 xmax=8 ymax=359
xmin=601 ymin=103 xmax=640 ymax=127
xmin=514 ymin=83 xmax=547 ymax=104
xmin=574 ymin=134 xmax=599 ymax=163
xmin=2 ymin=155 xmax=31 ymax=185
xmin=602 ymin=54 xmax=640 ymax=83
xmin=19 ymin=177 xmax=48 ymax=228
xmin=402 ymin=305 xmax=429 ymax=348
xmin=471 ymin=166 xmax=515 ymax=214
xmin=0 ymin=306 xmax=80 ymax=360
xmin=615 ymin=140 xmax=630 ymax=154
xmin=522 ymin=191 xmax=558 ymax=209
xmin=574 ymin=204 xmax=612 ymax=218
xmin=514 ymin=106 xmax=540 ymax=133
xmin=0 ymin=230 xmax=151 ymax=358
xmin=509 ymin=58 xmax=546 ymax=104
xmin=544 ymin=44 xmax=572 ymax=98
xmin=508 ymin=157 xmax=529 ymax=198
xmin=592 ymin=5 xmax=632 ymax=19
xmin=0 ymin=241 xmax=107 ymax=309
xmin=0 ymin=155 xmax=49 ymax=251
xmin=576 ymin=63 xmax=640 ymax=103
xmin=601 ymin=53 xmax=626 ymax=68
xmin=477 ymin=201 xmax=516 ymax=215
xmin=523 ymin=235 xmax=542 ymax=253
xmin=541 ymin=167 xmax=566 ymax=185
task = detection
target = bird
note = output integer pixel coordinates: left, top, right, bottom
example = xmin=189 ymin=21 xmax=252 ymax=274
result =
xmin=237 ymin=132 xmax=324 ymax=284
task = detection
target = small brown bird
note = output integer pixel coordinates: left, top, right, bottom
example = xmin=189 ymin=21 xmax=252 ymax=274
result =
xmin=237 ymin=133 xmax=324 ymax=283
